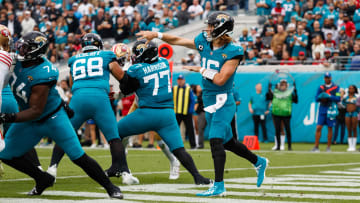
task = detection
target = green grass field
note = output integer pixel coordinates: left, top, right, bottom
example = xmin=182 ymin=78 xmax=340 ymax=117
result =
xmin=1 ymin=142 xmax=360 ymax=202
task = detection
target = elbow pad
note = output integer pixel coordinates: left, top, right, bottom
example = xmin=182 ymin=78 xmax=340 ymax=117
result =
xmin=119 ymin=72 xmax=140 ymax=96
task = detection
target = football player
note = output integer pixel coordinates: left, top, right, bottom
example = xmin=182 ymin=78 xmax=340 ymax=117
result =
xmin=47 ymin=33 xmax=139 ymax=185
xmin=137 ymin=11 xmax=269 ymax=196
xmin=0 ymin=31 xmax=123 ymax=198
xmin=116 ymin=39 xmax=211 ymax=185
xmin=112 ymin=42 xmax=181 ymax=180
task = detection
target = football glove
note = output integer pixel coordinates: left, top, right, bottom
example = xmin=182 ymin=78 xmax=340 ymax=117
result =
xmin=0 ymin=113 xmax=16 ymax=124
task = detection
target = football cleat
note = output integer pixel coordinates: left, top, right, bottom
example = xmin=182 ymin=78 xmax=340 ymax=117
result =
xmin=105 ymin=168 xmax=121 ymax=178
xmin=107 ymin=185 xmax=124 ymax=199
xmin=196 ymin=181 xmax=226 ymax=197
xmin=27 ymin=172 xmax=55 ymax=196
xmin=169 ymin=159 xmax=180 ymax=180
xmin=254 ymin=156 xmax=268 ymax=188
xmin=122 ymin=172 xmax=139 ymax=185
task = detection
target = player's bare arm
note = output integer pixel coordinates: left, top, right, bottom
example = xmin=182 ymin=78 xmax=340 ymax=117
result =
xmin=136 ymin=31 xmax=196 ymax=50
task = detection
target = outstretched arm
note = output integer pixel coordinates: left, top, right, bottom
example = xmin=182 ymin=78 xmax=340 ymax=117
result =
xmin=136 ymin=31 xmax=196 ymax=50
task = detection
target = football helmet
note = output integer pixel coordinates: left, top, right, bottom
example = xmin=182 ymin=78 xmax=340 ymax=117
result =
xmin=132 ymin=39 xmax=158 ymax=64
xmin=81 ymin=33 xmax=103 ymax=52
xmin=204 ymin=12 xmax=234 ymax=42
xmin=112 ymin=43 xmax=131 ymax=66
xmin=0 ymin=25 xmax=12 ymax=52
xmin=16 ymin=31 xmax=48 ymax=61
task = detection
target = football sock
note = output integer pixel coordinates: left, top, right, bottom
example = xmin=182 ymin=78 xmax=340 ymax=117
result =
xmin=49 ymin=144 xmax=65 ymax=167
xmin=24 ymin=148 xmax=41 ymax=167
xmin=109 ymin=138 xmax=130 ymax=173
xmin=224 ymin=137 xmax=258 ymax=165
xmin=72 ymin=153 xmax=114 ymax=191
xmin=2 ymin=156 xmax=45 ymax=181
xmin=158 ymin=140 xmax=176 ymax=163
xmin=172 ymin=147 xmax=200 ymax=178
xmin=209 ymin=138 xmax=226 ymax=182
xmin=281 ymin=135 xmax=285 ymax=149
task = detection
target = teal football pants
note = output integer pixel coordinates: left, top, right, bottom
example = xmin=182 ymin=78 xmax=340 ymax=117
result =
xmin=0 ymin=108 xmax=84 ymax=160
xmin=117 ymin=108 xmax=184 ymax=151
xmin=70 ymin=88 xmax=119 ymax=142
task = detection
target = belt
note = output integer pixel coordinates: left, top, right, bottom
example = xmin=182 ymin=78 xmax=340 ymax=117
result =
xmin=36 ymin=102 xmax=63 ymax=123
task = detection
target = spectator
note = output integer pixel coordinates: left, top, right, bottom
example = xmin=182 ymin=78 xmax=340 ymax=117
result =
xmin=102 ymin=12 xmax=114 ymax=39
xmin=271 ymin=24 xmax=287 ymax=52
xmin=3 ymin=12 xmax=21 ymax=41
xmin=246 ymin=50 xmax=259 ymax=65
xmin=78 ymin=0 xmax=94 ymax=16
xmin=177 ymin=2 xmax=191 ymax=26
xmin=188 ymin=0 xmax=203 ymax=22
xmin=44 ymin=21 xmax=55 ymax=43
xmin=46 ymin=2 xmax=61 ymax=22
xmin=256 ymin=0 xmax=271 ymax=16
xmin=312 ymin=72 xmax=340 ymax=152
xmin=239 ymin=28 xmax=250 ymax=44
xmin=54 ymin=16 xmax=69 ymax=52
xmin=312 ymin=35 xmax=325 ymax=59
xmin=343 ymin=85 xmax=359 ymax=151
xmin=249 ymin=83 xmax=269 ymax=143
xmin=181 ymin=50 xmax=200 ymax=66
xmin=114 ymin=17 xmax=130 ymax=42
xmin=202 ymin=2 xmax=212 ymax=20
xmin=283 ymin=0 xmax=296 ymax=23
xmin=164 ymin=10 xmax=179 ymax=30
xmin=145 ymin=8 xmax=156 ymax=25
xmin=173 ymin=75 xmax=196 ymax=149
xmin=148 ymin=14 xmax=164 ymax=32
xmin=65 ymin=9 xmax=79 ymax=34
xmin=123 ymin=0 xmax=135 ymax=21
xmin=72 ymin=3 xmax=83 ymax=20
xmin=267 ymin=79 xmax=298 ymax=151
xmin=280 ymin=51 xmax=295 ymax=65
xmin=136 ymin=0 xmax=149 ymax=19
xmin=227 ymin=0 xmax=240 ymax=16
xmin=333 ymin=88 xmax=346 ymax=144
xmin=271 ymin=0 xmax=286 ymax=19
xmin=342 ymin=13 xmax=356 ymax=38
xmin=273 ymin=44 xmax=283 ymax=60
xmin=21 ymin=10 xmax=36 ymax=36
xmin=290 ymin=25 xmax=308 ymax=59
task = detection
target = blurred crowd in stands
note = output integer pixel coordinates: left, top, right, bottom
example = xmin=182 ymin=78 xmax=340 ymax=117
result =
xmin=0 ymin=0 xmax=247 ymax=64
xmin=252 ymin=0 xmax=360 ymax=68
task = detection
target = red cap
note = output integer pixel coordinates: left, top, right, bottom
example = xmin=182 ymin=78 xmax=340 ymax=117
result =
xmin=299 ymin=51 xmax=305 ymax=56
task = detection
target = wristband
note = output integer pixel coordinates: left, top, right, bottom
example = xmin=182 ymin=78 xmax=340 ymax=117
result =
xmin=157 ymin=32 xmax=163 ymax=39
xmin=201 ymin=69 xmax=217 ymax=81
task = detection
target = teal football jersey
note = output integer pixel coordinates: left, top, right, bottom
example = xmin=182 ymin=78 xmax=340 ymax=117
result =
xmin=68 ymin=50 xmax=116 ymax=94
xmin=127 ymin=57 xmax=173 ymax=108
xmin=194 ymin=33 xmax=243 ymax=96
xmin=9 ymin=58 xmax=61 ymax=120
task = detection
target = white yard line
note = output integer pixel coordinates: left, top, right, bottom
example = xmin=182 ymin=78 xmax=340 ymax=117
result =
xmin=2 ymin=162 xmax=360 ymax=183
xmin=39 ymin=191 xmax=304 ymax=203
